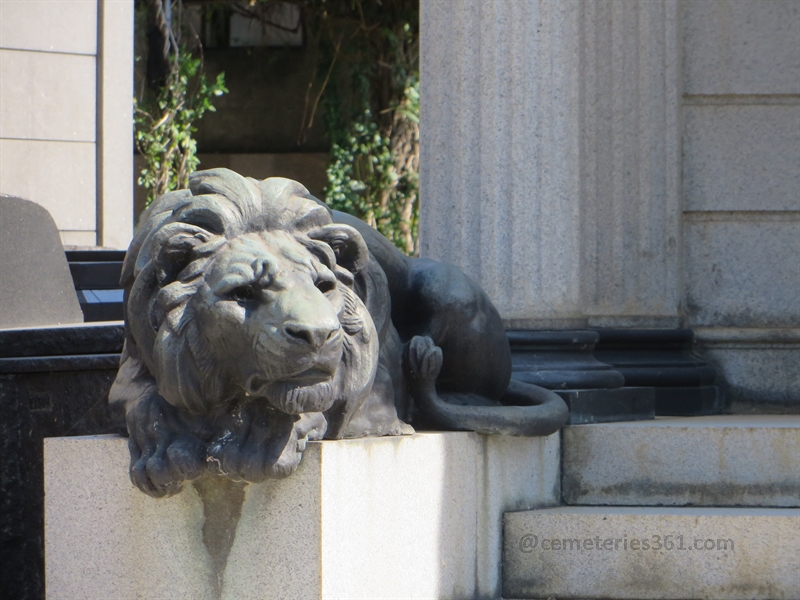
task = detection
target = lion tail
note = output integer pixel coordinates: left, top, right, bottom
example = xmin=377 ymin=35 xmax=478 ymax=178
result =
xmin=412 ymin=378 xmax=569 ymax=437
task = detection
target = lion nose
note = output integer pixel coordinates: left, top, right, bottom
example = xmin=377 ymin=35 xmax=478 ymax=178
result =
xmin=283 ymin=322 xmax=340 ymax=349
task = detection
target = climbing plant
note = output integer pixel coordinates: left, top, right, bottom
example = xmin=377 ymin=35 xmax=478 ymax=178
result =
xmin=134 ymin=0 xmax=227 ymax=207
xmin=296 ymin=0 xmax=420 ymax=255
xmin=134 ymin=0 xmax=419 ymax=252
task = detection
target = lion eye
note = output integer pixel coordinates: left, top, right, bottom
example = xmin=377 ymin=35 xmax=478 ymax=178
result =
xmin=229 ymin=285 xmax=256 ymax=303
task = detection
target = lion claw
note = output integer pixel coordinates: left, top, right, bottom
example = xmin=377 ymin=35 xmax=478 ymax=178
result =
xmin=126 ymin=395 xmax=206 ymax=497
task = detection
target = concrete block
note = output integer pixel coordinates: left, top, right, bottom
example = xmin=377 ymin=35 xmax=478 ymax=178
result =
xmin=0 ymin=49 xmax=96 ymax=142
xmin=0 ymin=0 xmax=97 ymax=55
xmin=45 ymin=432 xmax=560 ymax=600
xmin=0 ymin=139 xmax=95 ymax=232
xmin=683 ymin=0 xmax=800 ymax=95
xmin=684 ymin=105 xmax=800 ymax=212
xmin=504 ymin=506 xmax=800 ymax=599
xmin=420 ymin=0 xmax=586 ymax=325
xmin=684 ymin=218 xmax=800 ymax=328
xmin=562 ymin=415 xmax=800 ymax=507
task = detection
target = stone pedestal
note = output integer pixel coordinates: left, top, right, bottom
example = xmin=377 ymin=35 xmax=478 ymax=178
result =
xmin=45 ymin=432 xmax=559 ymax=600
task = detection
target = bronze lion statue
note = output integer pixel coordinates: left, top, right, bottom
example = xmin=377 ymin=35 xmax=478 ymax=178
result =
xmin=110 ymin=169 xmax=568 ymax=497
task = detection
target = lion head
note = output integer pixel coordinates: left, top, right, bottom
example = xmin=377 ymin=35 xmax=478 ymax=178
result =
xmin=121 ymin=169 xmax=380 ymax=436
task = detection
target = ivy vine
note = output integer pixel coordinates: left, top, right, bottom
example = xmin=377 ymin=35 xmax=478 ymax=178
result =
xmin=298 ymin=0 xmax=420 ymax=255
xmin=134 ymin=0 xmax=419 ymax=254
xmin=134 ymin=0 xmax=227 ymax=207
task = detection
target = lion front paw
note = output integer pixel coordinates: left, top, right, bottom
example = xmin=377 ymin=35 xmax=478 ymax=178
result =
xmin=126 ymin=395 xmax=207 ymax=498
xmin=207 ymin=406 xmax=327 ymax=482
xmin=404 ymin=335 xmax=443 ymax=384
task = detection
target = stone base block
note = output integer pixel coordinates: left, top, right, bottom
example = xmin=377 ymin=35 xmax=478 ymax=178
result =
xmin=504 ymin=506 xmax=800 ymax=599
xmin=45 ymin=432 xmax=560 ymax=600
xmin=563 ymin=415 xmax=800 ymax=507
xmin=694 ymin=328 xmax=800 ymax=412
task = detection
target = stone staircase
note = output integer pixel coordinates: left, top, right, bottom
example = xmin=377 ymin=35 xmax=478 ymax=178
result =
xmin=502 ymin=415 xmax=800 ymax=599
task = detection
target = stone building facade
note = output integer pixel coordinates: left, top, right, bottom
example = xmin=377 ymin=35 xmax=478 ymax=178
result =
xmin=0 ymin=0 xmax=133 ymax=249
xmin=420 ymin=0 xmax=799 ymax=411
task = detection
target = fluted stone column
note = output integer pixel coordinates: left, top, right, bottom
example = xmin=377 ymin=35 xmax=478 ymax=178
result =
xmin=420 ymin=0 xmax=681 ymax=329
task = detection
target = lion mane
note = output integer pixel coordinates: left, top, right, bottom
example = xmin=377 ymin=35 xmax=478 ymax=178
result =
xmin=110 ymin=169 xmax=398 ymax=495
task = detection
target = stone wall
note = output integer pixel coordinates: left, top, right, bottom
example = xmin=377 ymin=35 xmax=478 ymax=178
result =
xmin=420 ymin=0 xmax=799 ymax=408
xmin=680 ymin=1 xmax=800 ymax=410
xmin=0 ymin=0 xmax=134 ymax=249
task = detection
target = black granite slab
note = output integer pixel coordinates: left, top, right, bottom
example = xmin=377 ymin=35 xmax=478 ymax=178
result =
xmin=508 ymin=330 xmax=625 ymax=390
xmin=555 ymin=387 xmax=656 ymax=425
xmin=0 ymin=322 xmax=124 ymax=358
xmin=1 ymin=365 xmax=121 ymax=600
xmin=594 ymin=329 xmax=723 ymax=416
xmin=65 ymin=250 xmax=126 ymax=322
xmin=0 ymin=322 xmax=124 ymax=600
xmin=652 ymin=386 xmax=722 ymax=416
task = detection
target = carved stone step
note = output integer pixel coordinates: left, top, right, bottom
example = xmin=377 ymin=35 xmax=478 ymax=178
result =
xmin=562 ymin=415 xmax=800 ymax=507
xmin=503 ymin=505 xmax=800 ymax=599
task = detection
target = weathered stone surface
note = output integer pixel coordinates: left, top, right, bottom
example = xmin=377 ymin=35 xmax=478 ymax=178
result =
xmin=562 ymin=415 xmax=800 ymax=507
xmin=420 ymin=0 xmax=681 ymax=328
xmin=504 ymin=505 xmax=800 ymax=600
xmin=683 ymin=0 xmax=800 ymax=95
xmin=45 ymin=432 xmax=560 ymax=599
xmin=684 ymin=218 xmax=800 ymax=329
xmin=0 ymin=50 xmax=96 ymax=142
xmin=0 ymin=0 xmax=97 ymax=54
xmin=0 ymin=196 xmax=83 ymax=328
xmin=98 ymin=0 xmax=134 ymax=250
xmin=420 ymin=0 xmax=797 ymax=411
xmin=0 ymin=140 xmax=96 ymax=236
xmin=695 ymin=328 xmax=800 ymax=412
xmin=684 ymin=105 xmax=800 ymax=212
xmin=0 ymin=1 xmax=133 ymax=249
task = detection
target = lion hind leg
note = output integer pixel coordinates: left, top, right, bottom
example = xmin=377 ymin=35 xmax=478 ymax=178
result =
xmin=332 ymin=361 xmax=414 ymax=439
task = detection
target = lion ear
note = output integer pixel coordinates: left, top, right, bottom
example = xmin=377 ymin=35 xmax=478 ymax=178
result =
xmin=151 ymin=223 xmax=215 ymax=285
xmin=308 ymin=224 xmax=370 ymax=274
